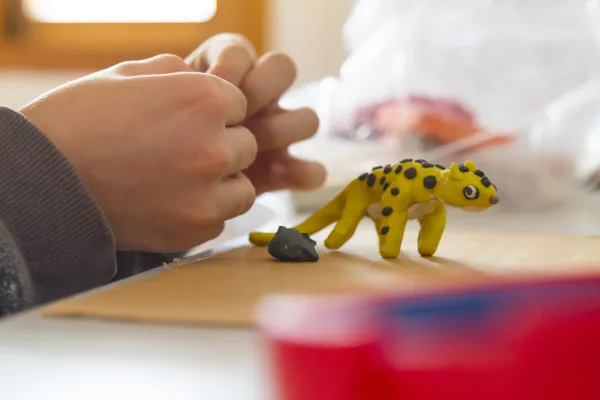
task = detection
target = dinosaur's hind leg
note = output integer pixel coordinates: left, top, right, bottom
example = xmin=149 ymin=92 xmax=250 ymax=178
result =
xmin=249 ymin=193 xmax=345 ymax=246
xmin=324 ymin=196 xmax=370 ymax=250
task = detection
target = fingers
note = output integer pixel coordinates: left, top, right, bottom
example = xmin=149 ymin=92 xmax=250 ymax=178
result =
xmin=114 ymin=54 xmax=192 ymax=76
xmin=205 ymin=44 xmax=256 ymax=87
xmin=186 ymin=33 xmax=257 ymax=86
xmin=217 ymin=126 xmax=258 ymax=177
xmin=132 ymin=71 xmax=248 ymax=126
xmin=245 ymin=107 xmax=320 ymax=151
xmin=245 ymin=149 xmax=327 ymax=194
xmin=272 ymin=156 xmax=327 ymax=191
xmin=242 ymin=52 xmax=297 ymax=118
xmin=214 ymin=172 xmax=257 ymax=221
xmin=205 ymin=75 xmax=249 ymax=126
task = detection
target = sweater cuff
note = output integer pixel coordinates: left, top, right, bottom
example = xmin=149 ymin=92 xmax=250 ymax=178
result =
xmin=0 ymin=106 xmax=117 ymax=304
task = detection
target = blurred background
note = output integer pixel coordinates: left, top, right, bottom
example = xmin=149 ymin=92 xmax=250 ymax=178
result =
xmin=0 ymin=0 xmax=355 ymax=108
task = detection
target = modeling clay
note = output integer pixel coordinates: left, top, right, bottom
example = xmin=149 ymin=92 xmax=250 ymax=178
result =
xmin=267 ymin=226 xmax=319 ymax=262
xmin=250 ymin=160 xmax=498 ymax=259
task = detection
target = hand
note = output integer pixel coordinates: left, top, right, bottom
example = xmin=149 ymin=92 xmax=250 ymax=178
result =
xmin=19 ymin=54 xmax=258 ymax=253
xmin=186 ymin=33 xmax=327 ymax=194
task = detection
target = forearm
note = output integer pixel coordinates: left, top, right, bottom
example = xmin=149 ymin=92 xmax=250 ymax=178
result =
xmin=0 ymin=106 xmax=117 ymax=308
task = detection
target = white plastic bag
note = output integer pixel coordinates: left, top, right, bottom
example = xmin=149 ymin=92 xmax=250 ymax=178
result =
xmin=310 ymin=0 xmax=600 ymax=210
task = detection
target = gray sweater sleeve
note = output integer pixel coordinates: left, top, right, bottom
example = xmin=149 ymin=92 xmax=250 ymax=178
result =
xmin=0 ymin=106 xmax=117 ymax=314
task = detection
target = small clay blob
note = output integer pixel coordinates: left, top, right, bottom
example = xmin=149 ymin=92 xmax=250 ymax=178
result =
xmin=267 ymin=226 xmax=319 ymax=262
xmin=458 ymin=164 xmax=469 ymax=173
xmin=383 ymin=165 xmax=392 ymax=174
xmin=435 ymin=164 xmax=446 ymax=170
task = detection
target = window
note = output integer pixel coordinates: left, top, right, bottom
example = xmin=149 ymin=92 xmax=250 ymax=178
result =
xmin=0 ymin=0 xmax=265 ymax=69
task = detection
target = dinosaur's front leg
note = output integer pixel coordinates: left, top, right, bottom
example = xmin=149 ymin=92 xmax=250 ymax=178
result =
xmin=378 ymin=209 xmax=409 ymax=259
xmin=417 ymin=202 xmax=446 ymax=257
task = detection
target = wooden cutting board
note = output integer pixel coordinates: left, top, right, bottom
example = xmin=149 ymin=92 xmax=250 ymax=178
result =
xmin=44 ymin=221 xmax=600 ymax=326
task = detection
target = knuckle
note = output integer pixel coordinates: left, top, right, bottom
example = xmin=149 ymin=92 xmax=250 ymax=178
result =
xmin=153 ymin=53 xmax=188 ymax=71
xmin=204 ymin=222 xmax=226 ymax=241
xmin=184 ymin=197 xmax=221 ymax=228
xmin=111 ymin=60 xmax=136 ymax=75
xmin=198 ymin=77 xmax=229 ymax=114
xmin=223 ymin=43 xmax=255 ymax=62
xmin=202 ymin=144 xmax=231 ymax=175
xmin=237 ymin=176 xmax=257 ymax=215
xmin=214 ymin=33 xmax=254 ymax=48
xmin=188 ymin=73 xmax=247 ymax=119
xmin=178 ymin=143 xmax=230 ymax=180
xmin=240 ymin=128 xmax=259 ymax=162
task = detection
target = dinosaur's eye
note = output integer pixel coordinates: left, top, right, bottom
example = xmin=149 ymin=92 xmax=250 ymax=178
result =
xmin=463 ymin=185 xmax=479 ymax=200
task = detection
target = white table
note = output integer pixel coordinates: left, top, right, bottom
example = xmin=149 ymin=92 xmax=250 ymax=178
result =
xmin=1 ymin=193 xmax=600 ymax=400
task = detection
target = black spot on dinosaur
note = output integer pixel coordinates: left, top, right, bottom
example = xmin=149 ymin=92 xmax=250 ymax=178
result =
xmin=391 ymin=187 xmax=400 ymax=196
xmin=400 ymin=158 xmax=413 ymax=163
xmin=380 ymin=226 xmax=390 ymax=235
xmin=383 ymin=165 xmax=392 ymax=174
xmin=382 ymin=207 xmax=393 ymax=216
xmin=366 ymin=173 xmax=376 ymax=187
xmin=383 ymin=183 xmax=390 ymax=191
xmin=372 ymin=165 xmax=383 ymax=171
xmin=415 ymin=159 xmax=426 ymax=164
xmin=481 ymin=177 xmax=491 ymax=187
xmin=458 ymin=164 xmax=469 ymax=173
xmin=404 ymin=167 xmax=417 ymax=179
xmin=422 ymin=162 xmax=434 ymax=168
xmin=474 ymin=169 xmax=485 ymax=177
xmin=358 ymin=173 xmax=368 ymax=181
xmin=423 ymin=176 xmax=437 ymax=189
xmin=395 ymin=164 xmax=403 ymax=174
xmin=379 ymin=176 xmax=386 ymax=185
xmin=435 ymin=164 xmax=446 ymax=170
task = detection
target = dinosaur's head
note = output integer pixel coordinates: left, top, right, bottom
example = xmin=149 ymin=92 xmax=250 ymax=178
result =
xmin=436 ymin=160 xmax=499 ymax=211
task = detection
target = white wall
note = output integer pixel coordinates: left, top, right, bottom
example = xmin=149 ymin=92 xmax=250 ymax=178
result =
xmin=0 ymin=0 xmax=355 ymax=109
xmin=266 ymin=0 xmax=354 ymax=86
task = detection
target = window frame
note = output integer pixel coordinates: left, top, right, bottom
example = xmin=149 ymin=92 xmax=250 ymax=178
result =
xmin=0 ymin=0 xmax=265 ymax=70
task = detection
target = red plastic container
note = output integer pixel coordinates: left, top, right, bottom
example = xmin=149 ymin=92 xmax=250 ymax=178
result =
xmin=257 ymin=275 xmax=600 ymax=400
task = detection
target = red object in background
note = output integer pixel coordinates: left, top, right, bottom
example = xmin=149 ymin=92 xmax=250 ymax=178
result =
xmin=258 ymin=276 xmax=600 ymax=400
xmin=351 ymin=95 xmax=516 ymax=153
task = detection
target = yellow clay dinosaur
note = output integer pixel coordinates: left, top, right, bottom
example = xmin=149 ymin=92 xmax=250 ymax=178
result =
xmin=249 ymin=159 xmax=499 ymax=258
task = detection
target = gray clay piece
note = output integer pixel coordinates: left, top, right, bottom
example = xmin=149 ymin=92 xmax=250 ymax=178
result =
xmin=267 ymin=226 xmax=319 ymax=262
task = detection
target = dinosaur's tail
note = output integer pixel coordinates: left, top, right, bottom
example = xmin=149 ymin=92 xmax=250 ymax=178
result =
xmin=249 ymin=191 xmax=346 ymax=246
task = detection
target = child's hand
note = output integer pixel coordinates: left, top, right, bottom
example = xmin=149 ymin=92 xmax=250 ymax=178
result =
xmin=186 ymin=34 xmax=327 ymax=194
xmin=20 ymin=54 xmax=258 ymax=253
